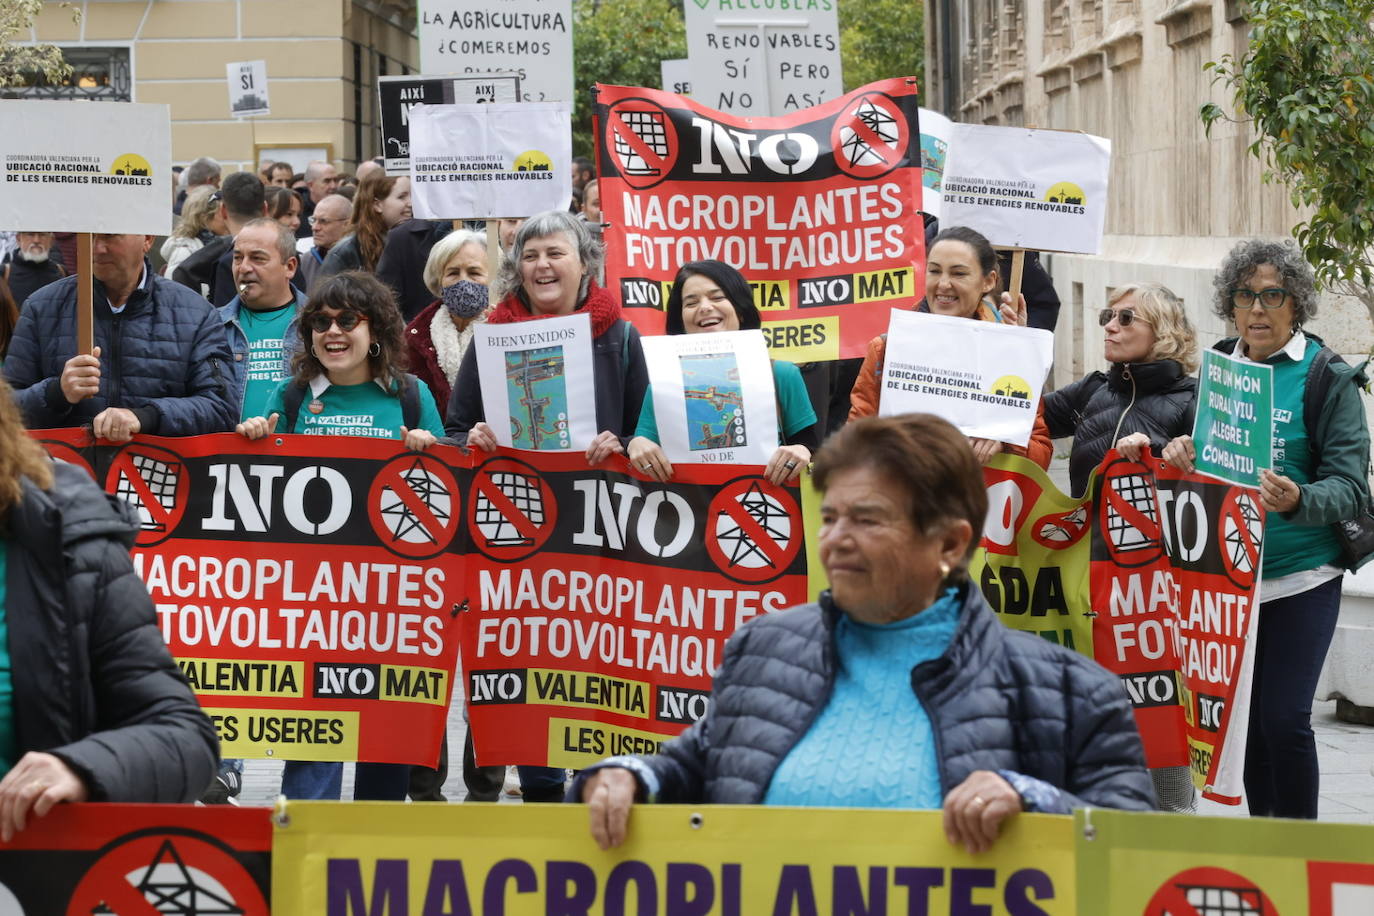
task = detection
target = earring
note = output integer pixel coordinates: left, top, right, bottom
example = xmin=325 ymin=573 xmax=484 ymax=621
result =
xmin=368 ymin=341 xmax=380 ymax=356
xmin=939 ymin=561 xmax=951 ymax=580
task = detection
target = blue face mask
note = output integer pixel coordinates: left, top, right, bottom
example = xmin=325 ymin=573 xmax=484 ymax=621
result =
xmin=442 ymin=279 xmax=488 ymax=320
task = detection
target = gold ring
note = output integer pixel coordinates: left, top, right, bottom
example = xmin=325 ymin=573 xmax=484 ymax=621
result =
xmin=972 ymin=795 xmax=986 ymax=807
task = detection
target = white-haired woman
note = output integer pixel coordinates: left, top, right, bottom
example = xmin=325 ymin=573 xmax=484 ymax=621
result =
xmin=404 ymin=229 xmax=490 ymax=409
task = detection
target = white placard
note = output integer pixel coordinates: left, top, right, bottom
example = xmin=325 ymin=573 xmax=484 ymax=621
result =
xmin=641 ymin=329 xmax=777 ymax=465
xmin=409 ymin=101 xmax=572 ymax=220
xmin=939 ymin=124 xmax=1111 ymax=254
xmin=378 ymin=73 xmax=522 ymax=175
xmin=419 ymin=0 xmax=572 ymax=103
xmin=0 ymin=100 xmax=172 ymax=236
xmin=918 ymin=107 xmax=953 ymax=217
xmin=660 ymin=58 xmax=692 ymax=96
xmin=684 ymin=0 xmax=842 ymax=115
xmin=227 ymin=60 xmax=270 ymax=118
xmin=474 ymin=312 xmax=597 ymax=451
xmin=878 ymin=310 xmax=1054 ymax=447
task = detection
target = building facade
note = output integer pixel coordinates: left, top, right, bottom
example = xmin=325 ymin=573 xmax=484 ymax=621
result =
xmin=924 ymin=0 xmax=1371 ymax=387
xmin=11 ymin=0 xmax=419 ymax=173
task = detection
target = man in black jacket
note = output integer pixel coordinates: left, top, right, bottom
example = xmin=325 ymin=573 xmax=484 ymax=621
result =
xmin=172 ymin=172 xmax=268 ymax=307
xmin=2 ymin=232 xmax=65 ymax=308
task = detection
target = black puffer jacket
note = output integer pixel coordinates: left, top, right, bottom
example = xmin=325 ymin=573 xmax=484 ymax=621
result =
xmin=7 ymin=462 xmax=218 ymax=801
xmin=1044 ymin=360 xmax=1196 ymax=496
xmin=571 ymin=585 xmax=1155 ymax=813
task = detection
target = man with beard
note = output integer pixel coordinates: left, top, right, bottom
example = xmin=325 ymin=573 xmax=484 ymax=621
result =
xmin=2 ymin=232 xmax=66 ymax=309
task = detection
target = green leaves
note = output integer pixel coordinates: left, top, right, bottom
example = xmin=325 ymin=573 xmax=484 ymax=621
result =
xmin=0 ymin=0 xmax=79 ymax=88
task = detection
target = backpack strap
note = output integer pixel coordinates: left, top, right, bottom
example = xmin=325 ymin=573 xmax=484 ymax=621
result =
xmin=280 ymin=382 xmax=308 ymax=434
xmin=1303 ymin=346 xmax=1344 ymax=443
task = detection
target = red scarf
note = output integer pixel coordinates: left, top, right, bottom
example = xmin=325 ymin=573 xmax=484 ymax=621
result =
xmin=488 ymin=279 xmax=622 ymax=337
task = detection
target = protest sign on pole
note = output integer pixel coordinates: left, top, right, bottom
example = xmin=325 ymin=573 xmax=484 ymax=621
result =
xmin=596 ymin=79 xmax=925 ymax=363
xmin=0 ymin=805 xmax=271 ymax=914
xmin=461 ymin=449 xmax=809 ymax=768
xmin=660 ymin=57 xmax=693 ymax=96
xmin=940 ymin=124 xmax=1111 ymax=255
xmin=878 ymin=310 xmax=1054 ymax=447
xmin=378 ymin=73 xmax=522 ymax=175
xmin=684 ymin=0 xmax=843 ymax=115
xmin=35 ymin=430 xmax=464 ymax=767
xmin=918 ymin=107 xmax=953 ymax=217
xmin=641 ymin=329 xmax=778 ymax=466
xmin=472 ymin=313 xmax=598 ymax=451
xmin=1192 ymin=349 xmax=1273 ymax=487
xmin=227 ymin=60 xmax=270 ymax=118
xmin=408 ymin=100 xmax=572 ymax=219
xmin=418 ymin=0 xmax=572 ymax=102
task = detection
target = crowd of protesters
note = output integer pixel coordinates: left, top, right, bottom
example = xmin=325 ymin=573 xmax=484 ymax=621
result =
xmin=0 ymin=146 xmax=1366 ymax=846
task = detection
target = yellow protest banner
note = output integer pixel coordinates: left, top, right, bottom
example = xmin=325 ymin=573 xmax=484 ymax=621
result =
xmin=272 ymin=804 xmax=1077 ymax=914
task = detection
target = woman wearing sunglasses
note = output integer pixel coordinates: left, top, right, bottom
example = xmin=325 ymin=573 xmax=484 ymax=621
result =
xmin=237 ymin=271 xmax=446 ymax=801
xmin=1042 ymin=282 xmax=1199 ymax=499
xmin=1158 ymin=240 xmax=1371 ymax=820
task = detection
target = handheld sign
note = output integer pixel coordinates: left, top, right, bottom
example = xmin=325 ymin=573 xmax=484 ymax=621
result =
xmin=408 ymin=101 xmax=572 ymax=219
xmin=878 ymin=310 xmax=1054 ymax=447
xmin=418 ymin=0 xmax=572 ymax=103
xmin=0 ymin=100 xmax=171 ymax=354
xmin=660 ymin=58 xmax=692 ymax=96
xmin=939 ymin=124 xmax=1111 ymax=255
xmin=1191 ymin=350 xmax=1273 ymax=487
xmin=918 ymin=107 xmax=953 ymax=218
xmin=641 ymin=329 xmax=778 ymax=466
xmin=684 ymin=0 xmax=843 ymax=115
xmin=378 ymin=73 xmax=522 ymax=176
xmin=227 ymin=60 xmax=270 ymax=118
xmin=473 ymin=313 xmax=597 ymax=451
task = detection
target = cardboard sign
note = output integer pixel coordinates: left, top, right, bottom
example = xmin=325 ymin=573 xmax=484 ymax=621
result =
xmin=878 ymin=310 xmax=1054 ymax=447
xmin=1192 ymin=349 xmax=1273 ymax=487
xmin=684 ymin=0 xmax=843 ymax=115
xmin=378 ymin=73 xmax=522 ymax=175
xmin=0 ymin=100 xmax=172 ymax=235
xmin=418 ymin=0 xmax=573 ymax=102
xmin=460 ymin=450 xmax=808 ymax=768
xmin=641 ymin=329 xmax=778 ymax=465
xmin=919 ymin=107 xmax=953 ymax=217
xmin=939 ymin=124 xmax=1111 ymax=254
xmin=472 ymin=312 xmax=597 ymax=451
xmin=409 ymin=100 xmax=572 ymax=219
xmin=660 ymin=57 xmax=693 ymax=96
xmin=228 ymin=59 xmax=270 ymax=118
xmin=596 ymin=79 xmax=925 ymax=363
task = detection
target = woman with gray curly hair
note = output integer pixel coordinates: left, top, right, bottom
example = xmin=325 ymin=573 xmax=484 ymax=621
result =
xmin=443 ymin=209 xmax=648 ymax=469
xmin=1162 ymin=238 xmax=1372 ymax=819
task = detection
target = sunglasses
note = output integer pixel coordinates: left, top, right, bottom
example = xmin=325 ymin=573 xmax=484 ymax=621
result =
xmin=1229 ymin=287 xmax=1289 ymax=310
xmin=1098 ymin=307 xmax=1149 ymax=327
xmin=306 ymin=310 xmax=370 ymax=333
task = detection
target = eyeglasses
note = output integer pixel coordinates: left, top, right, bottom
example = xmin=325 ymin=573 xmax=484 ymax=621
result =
xmin=1098 ymin=307 xmax=1150 ymax=328
xmin=306 ymin=310 xmax=370 ymax=333
xmin=1229 ymin=287 xmax=1290 ymax=309
xmin=308 ymin=215 xmax=347 ymax=227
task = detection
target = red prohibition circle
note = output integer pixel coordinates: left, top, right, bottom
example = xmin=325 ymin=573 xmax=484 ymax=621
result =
xmin=604 ymin=97 xmax=681 ymax=190
xmin=67 ymin=830 xmax=268 ymax=916
xmin=1098 ymin=457 xmax=1164 ymax=568
xmin=103 ymin=444 xmax=190 ymax=547
xmin=829 ymin=91 xmax=911 ymax=180
xmin=466 ymin=455 xmax=558 ymax=562
xmin=1217 ymin=487 xmax=1263 ymax=590
xmin=1143 ymin=865 xmax=1278 ymax=916
xmin=367 ymin=452 xmax=462 ymax=559
xmin=704 ymin=477 xmax=802 ymax=584
xmin=37 ymin=439 xmax=96 ymax=478
xmin=1030 ymin=504 xmax=1090 ymax=550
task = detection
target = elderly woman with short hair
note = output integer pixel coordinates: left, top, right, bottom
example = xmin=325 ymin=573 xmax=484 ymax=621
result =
xmin=404 ymin=229 xmax=490 ymax=409
xmin=573 ymin=413 xmax=1155 ymax=851
xmin=1162 ymin=239 xmax=1372 ymax=819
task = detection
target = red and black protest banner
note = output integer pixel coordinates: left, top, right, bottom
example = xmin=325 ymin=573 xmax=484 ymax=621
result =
xmin=0 ymin=804 xmax=270 ymax=913
xmin=36 ymin=431 xmax=464 ymax=768
xmin=1089 ymin=452 xmax=1265 ymax=803
xmin=461 ymin=448 xmax=809 ymax=768
xmin=595 ymin=79 xmax=925 ymax=363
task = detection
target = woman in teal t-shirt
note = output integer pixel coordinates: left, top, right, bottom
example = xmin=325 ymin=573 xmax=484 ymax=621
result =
xmin=239 ymin=271 xmax=445 ymax=802
xmin=627 ymin=260 xmax=818 ymax=485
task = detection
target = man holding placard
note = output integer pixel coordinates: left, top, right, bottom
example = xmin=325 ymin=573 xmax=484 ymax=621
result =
xmin=5 ymin=233 xmax=236 ymax=439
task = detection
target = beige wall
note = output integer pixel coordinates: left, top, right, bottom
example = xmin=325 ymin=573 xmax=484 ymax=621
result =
xmin=924 ymin=0 xmax=1372 ymax=384
xmin=30 ymin=0 xmax=418 ymax=173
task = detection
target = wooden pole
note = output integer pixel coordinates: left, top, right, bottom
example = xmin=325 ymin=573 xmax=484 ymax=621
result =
xmin=76 ymin=232 xmax=94 ymax=355
xmin=1007 ymin=248 xmax=1026 ymax=306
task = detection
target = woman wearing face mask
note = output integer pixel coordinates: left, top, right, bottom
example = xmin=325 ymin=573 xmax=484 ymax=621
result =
xmin=237 ymin=271 xmax=446 ymax=801
xmin=627 ymin=260 xmax=818 ymax=486
xmin=848 ymin=226 xmax=1052 ymax=468
xmin=319 ymin=173 xmax=413 ymax=277
xmin=405 ymin=230 xmax=490 ymax=409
